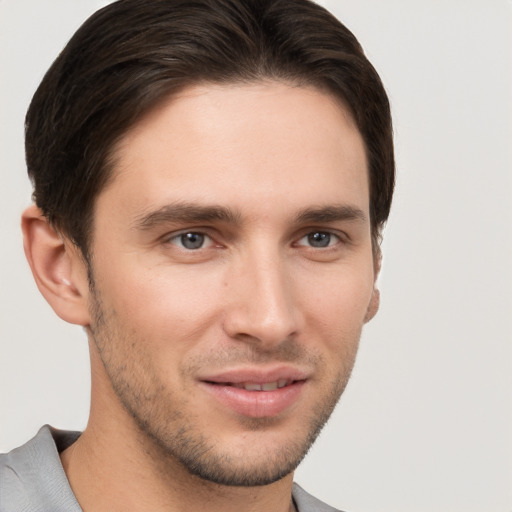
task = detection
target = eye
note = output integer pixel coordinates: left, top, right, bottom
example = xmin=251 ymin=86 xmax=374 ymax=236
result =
xmin=297 ymin=231 xmax=340 ymax=248
xmin=169 ymin=232 xmax=212 ymax=250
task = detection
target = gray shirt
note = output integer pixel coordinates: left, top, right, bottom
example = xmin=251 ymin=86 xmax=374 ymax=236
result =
xmin=0 ymin=426 xmax=342 ymax=512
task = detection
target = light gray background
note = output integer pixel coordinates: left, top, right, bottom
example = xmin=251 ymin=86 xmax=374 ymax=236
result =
xmin=1 ymin=1 xmax=511 ymax=511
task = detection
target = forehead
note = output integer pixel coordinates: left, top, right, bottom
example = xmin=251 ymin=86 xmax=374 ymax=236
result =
xmin=99 ymin=81 xmax=369 ymax=220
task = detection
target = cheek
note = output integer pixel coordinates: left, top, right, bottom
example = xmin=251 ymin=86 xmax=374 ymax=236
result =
xmin=95 ymin=261 xmax=225 ymax=346
xmin=297 ymin=264 xmax=374 ymax=342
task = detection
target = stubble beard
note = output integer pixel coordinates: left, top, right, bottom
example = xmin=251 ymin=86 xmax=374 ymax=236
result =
xmin=87 ymin=279 xmax=359 ymax=487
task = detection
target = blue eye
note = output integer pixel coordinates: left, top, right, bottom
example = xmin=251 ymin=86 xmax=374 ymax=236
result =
xmin=299 ymin=231 xmax=339 ymax=248
xmin=172 ymin=232 xmax=209 ymax=250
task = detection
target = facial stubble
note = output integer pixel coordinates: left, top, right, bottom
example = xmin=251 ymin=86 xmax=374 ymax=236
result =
xmin=87 ymin=278 xmax=360 ymax=487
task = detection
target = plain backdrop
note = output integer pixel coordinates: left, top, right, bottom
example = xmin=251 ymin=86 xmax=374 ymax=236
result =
xmin=1 ymin=1 xmax=511 ymax=511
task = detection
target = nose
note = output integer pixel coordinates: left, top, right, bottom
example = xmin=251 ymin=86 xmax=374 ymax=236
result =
xmin=222 ymin=250 xmax=299 ymax=349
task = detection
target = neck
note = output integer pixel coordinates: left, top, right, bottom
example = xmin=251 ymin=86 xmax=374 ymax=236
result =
xmin=60 ymin=423 xmax=295 ymax=512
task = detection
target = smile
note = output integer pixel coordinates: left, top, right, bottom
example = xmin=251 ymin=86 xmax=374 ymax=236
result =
xmin=199 ymin=368 xmax=308 ymax=418
xmin=211 ymin=379 xmax=293 ymax=391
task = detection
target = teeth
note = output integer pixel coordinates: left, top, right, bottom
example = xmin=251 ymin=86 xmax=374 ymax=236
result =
xmin=230 ymin=380 xmax=291 ymax=391
xmin=244 ymin=383 xmax=262 ymax=391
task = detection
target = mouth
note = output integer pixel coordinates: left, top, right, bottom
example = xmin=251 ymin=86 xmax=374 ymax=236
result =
xmin=199 ymin=369 xmax=308 ymax=418
xmin=205 ymin=379 xmax=295 ymax=391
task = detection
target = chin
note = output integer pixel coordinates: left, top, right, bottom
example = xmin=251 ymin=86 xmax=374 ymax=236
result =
xmin=136 ymin=402 xmax=332 ymax=488
xmin=172 ymin=438 xmax=312 ymax=487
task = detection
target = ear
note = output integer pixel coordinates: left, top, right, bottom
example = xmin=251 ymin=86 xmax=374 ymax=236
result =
xmin=364 ymin=287 xmax=380 ymax=323
xmin=22 ymin=205 xmax=91 ymax=326
xmin=364 ymin=252 xmax=382 ymax=323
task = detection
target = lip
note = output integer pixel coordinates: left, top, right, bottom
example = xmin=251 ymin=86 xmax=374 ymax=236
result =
xmin=198 ymin=366 xmax=308 ymax=418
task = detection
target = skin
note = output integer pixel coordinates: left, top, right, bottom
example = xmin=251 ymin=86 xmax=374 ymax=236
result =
xmin=23 ymin=82 xmax=379 ymax=512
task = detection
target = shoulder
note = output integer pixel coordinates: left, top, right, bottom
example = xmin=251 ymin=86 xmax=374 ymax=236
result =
xmin=0 ymin=426 xmax=81 ymax=512
xmin=292 ymin=483 xmax=346 ymax=512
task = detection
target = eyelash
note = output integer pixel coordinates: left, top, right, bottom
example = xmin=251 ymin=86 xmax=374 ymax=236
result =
xmin=295 ymin=231 xmax=342 ymax=249
xmin=166 ymin=231 xmax=216 ymax=250
xmin=165 ymin=229 xmax=346 ymax=251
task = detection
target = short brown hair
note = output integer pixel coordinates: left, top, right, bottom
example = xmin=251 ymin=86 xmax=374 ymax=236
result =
xmin=25 ymin=0 xmax=394 ymax=259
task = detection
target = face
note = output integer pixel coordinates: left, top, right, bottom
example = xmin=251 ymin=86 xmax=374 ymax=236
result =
xmin=85 ymin=82 xmax=378 ymax=486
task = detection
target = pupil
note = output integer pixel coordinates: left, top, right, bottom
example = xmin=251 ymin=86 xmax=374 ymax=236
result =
xmin=181 ymin=232 xmax=204 ymax=249
xmin=308 ymin=232 xmax=330 ymax=248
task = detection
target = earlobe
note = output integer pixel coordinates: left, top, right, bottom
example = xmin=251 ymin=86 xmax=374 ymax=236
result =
xmin=22 ymin=205 xmax=91 ymax=326
xmin=364 ymin=253 xmax=381 ymax=323
xmin=364 ymin=287 xmax=380 ymax=323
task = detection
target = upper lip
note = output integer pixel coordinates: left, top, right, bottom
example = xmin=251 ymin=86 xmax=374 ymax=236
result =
xmin=199 ymin=366 xmax=309 ymax=385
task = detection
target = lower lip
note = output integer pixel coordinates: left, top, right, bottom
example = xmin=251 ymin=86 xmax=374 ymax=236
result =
xmin=200 ymin=381 xmax=306 ymax=418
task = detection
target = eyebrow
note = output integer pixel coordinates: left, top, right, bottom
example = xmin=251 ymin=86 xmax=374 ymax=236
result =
xmin=133 ymin=202 xmax=242 ymax=230
xmin=295 ymin=205 xmax=367 ymax=224
xmin=133 ymin=202 xmax=367 ymax=231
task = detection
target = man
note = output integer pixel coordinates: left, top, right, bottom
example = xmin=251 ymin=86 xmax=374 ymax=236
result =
xmin=0 ymin=0 xmax=394 ymax=510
